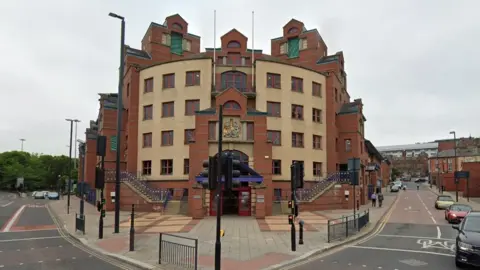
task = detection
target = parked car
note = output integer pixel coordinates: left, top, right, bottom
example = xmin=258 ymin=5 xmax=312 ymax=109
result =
xmin=47 ymin=191 xmax=59 ymax=200
xmin=34 ymin=191 xmax=47 ymax=199
xmin=445 ymin=204 xmax=472 ymax=223
xmin=453 ymin=211 xmax=480 ymax=268
xmin=390 ymin=184 xmax=400 ymax=192
xmin=435 ymin=195 xmax=455 ymax=209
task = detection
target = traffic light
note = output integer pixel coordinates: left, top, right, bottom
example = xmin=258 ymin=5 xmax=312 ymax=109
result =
xmin=294 ymin=204 xmax=299 ymax=217
xmin=288 ymin=214 xmax=294 ymax=225
xmin=295 ymin=163 xmax=304 ymax=189
xmin=202 ymin=156 xmax=218 ymax=190
xmin=224 ymin=156 xmax=241 ymax=191
xmin=95 ymin=167 xmax=105 ymax=189
xmin=288 ymin=200 xmax=294 ymax=209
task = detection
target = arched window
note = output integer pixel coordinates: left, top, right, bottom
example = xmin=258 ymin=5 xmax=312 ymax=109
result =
xmin=227 ymin=41 xmax=241 ymax=48
xmin=288 ymin=27 xmax=299 ymax=34
xmin=221 ymin=71 xmax=246 ymax=91
xmin=172 ymin=23 xmax=183 ymax=30
xmin=224 ymin=101 xmax=241 ymax=110
xmin=217 ymin=150 xmax=249 ymax=165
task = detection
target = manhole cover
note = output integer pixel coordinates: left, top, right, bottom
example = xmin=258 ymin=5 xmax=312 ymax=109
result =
xmin=399 ymin=259 xmax=428 ymax=266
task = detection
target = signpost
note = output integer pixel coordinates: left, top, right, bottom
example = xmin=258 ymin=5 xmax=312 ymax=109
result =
xmin=454 ymin=171 xmax=470 ymax=202
xmin=348 ymin=158 xmax=360 ymax=227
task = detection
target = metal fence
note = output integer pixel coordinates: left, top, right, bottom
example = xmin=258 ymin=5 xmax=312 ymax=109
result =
xmin=159 ymin=233 xmax=198 ymax=269
xmin=327 ymin=209 xmax=370 ymax=243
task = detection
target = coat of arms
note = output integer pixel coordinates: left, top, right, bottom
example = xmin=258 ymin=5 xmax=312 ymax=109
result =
xmin=223 ymin=118 xmax=241 ymax=138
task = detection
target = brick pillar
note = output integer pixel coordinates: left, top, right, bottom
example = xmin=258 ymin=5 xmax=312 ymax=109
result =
xmin=254 ymin=186 xmax=266 ymax=219
xmin=190 ymin=186 xmax=205 ymax=219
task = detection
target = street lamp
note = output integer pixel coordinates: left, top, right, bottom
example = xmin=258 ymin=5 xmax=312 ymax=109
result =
xmin=109 ymin=12 xmax=125 ymax=234
xmin=66 ymin=118 xmax=79 ymax=214
xmin=77 ymin=139 xmax=86 ymax=218
xmin=19 ymin=139 xmax=26 ymax=151
xmin=450 ymin=131 xmax=458 ymax=202
xmin=73 ymin=120 xmax=81 ymax=170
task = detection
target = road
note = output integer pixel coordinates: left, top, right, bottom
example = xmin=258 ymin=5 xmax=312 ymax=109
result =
xmin=291 ymin=183 xmax=467 ymax=270
xmin=0 ymin=191 xmax=139 ymax=270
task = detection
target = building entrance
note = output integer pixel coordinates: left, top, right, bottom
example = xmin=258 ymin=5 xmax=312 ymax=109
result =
xmin=209 ymin=186 xmax=251 ymax=216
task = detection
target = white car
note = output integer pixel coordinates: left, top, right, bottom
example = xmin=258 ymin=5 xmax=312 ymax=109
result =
xmin=34 ymin=191 xmax=47 ymax=199
xmin=390 ymin=184 xmax=400 ymax=192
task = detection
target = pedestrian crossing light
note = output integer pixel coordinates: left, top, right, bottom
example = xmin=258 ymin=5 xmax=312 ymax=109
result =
xmin=101 ymin=209 xmax=106 ymax=218
xmin=202 ymin=156 xmax=218 ymax=190
xmin=288 ymin=200 xmax=294 ymax=209
xmin=288 ymin=214 xmax=294 ymax=225
xmin=224 ymin=156 xmax=241 ymax=191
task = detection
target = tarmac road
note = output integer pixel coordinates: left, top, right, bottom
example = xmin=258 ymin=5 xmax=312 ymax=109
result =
xmin=291 ymin=183 xmax=469 ymax=270
xmin=0 ymin=193 xmax=141 ymax=270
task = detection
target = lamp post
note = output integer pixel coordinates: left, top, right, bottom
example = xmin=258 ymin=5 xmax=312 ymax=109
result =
xmin=73 ymin=120 xmax=81 ymax=170
xmin=65 ymin=119 xmax=79 ymax=214
xmin=78 ymin=140 xmax=86 ymax=217
xmin=109 ymin=12 xmax=126 ymax=234
xmin=450 ymin=131 xmax=458 ymax=202
xmin=19 ymin=139 xmax=26 ymax=151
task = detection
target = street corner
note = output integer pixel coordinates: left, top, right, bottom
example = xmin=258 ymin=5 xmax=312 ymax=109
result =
xmin=258 ymin=212 xmax=328 ymax=232
xmin=1 ymin=204 xmax=57 ymax=233
xmin=119 ymin=213 xmax=200 ymax=234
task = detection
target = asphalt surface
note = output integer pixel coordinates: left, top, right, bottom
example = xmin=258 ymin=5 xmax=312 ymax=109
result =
xmin=0 ymin=192 xmax=139 ymax=270
xmin=292 ymin=183 xmax=470 ymax=270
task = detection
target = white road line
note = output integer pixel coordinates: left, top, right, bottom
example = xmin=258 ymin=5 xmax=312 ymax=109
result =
xmin=427 ymin=210 xmax=432 ymax=215
xmin=1 ymin=205 xmax=25 ymax=232
xmin=431 ymin=216 xmax=437 ymax=224
xmin=0 ymin=201 xmax=13 ymax=207
xmin=376 ymin=234 xmax=455 ymax=241
xmin=437 ymin=226 xmax=442 ymax=239
xmin=0 ymin=236 xmax=62 ymax=243
xmin=350 ymin=245 xmax=455 ymax=256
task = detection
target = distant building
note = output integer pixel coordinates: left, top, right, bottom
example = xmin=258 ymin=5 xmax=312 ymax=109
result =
xmin=377 ymin=142 xmax=438 ymax=159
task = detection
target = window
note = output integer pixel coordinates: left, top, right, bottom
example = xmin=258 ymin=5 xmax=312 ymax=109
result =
xmin=267 ymin=102 xmax=281 ymax=117
xmin=184 ymin=129 xmax=195 ymax=144
xmin=183 ymin=159 xmax=190 ymax=175
xmin=162 ymin=102 xmax=174 ymax=117
xmin=182 ymin=39 xmax=191 ymax=51
xmin=161 ymin=34 xmax=171 ymax=46
xmin=280 ymin=42 xmax=288 ymax=54
xmin=143 ymin=105 xmax=153 ymax=120
xmin=185 ymin=100 xmax=200 ymax=115
xmin=161 ymin=159 xmax=173 ymax=175
xmin=267 ymin=73 xmax=281 ymax=88
xmin=300 ymin=38 xmax=308 ymax=50
xmin=313 ymin=135 xmax=322 ymax=149
xmin=345 ymin=139 xmax=351 ymax=152
xmin=227 ymin=53 xmax=242 ymax=65
xmin=313 ymin=162 xmax=323 ymax=177
xmin=246 ymin=123 xmax=254 ymax=140
xmin=287 ymin=38 xmax=300 ymax=58
xmin=291 ymin=104 xmax=304 ymax=120
xmin=186 ymin=71 xmax=200 ymax=86
xmin=312 ymin=108 xmax=322 ymax=123
xmin=312 ymin=82 xmax=322 ymax=97
xmin=288 ymin=27 xmax=299 ymax=34
xmin=172 ymin=23 xmax=183 ymax=30
xmin=447 ymin=159 xmax=453 ymax=172
xmin=272 ymin=160 xmax=282 ymax=175
xmin=163 ymin=74 xmax=175 ymax=89
xmin=144 ymin=78 xmax=154 ymax=93
xmin=170 ymin=32 xmax=183 ymax=54
xmin=142 ymin=133 xmax=152 ymax=148
xmin=208 ymin=122 xmax=216 ymax=140
xmin=142 ymin=160 xmax=152 ymax=175
xmin=292 ymin=132 xmax=304 ymax=148
xmin=221 ymin=71 xmax=246 ymax=91
xmin=292 ymin=160 xmax=304 ymax=167
xmin=161 ymin=131 xmax=174 ymax=146
xmin=291 ymin=77 xmax=303 ymax=92
xmin=227 ymin=41 xmax=241 ymax=48
xmin=267 ymin=130 xmax=281 ymax=145
xmin=224 ymin=101 xmax=241 ymax=110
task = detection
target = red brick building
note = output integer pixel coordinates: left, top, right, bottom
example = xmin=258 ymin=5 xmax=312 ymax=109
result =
xmin=78 ymin=14 xmax=387 ymax=218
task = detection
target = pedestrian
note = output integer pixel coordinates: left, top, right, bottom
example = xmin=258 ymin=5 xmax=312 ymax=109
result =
xmin=378 ymin=192 xmax=384 ymax=207
xmin=417 ymin=184 xmax=419 ymax=190
xmin=371 ymin=192 xmax=377 ymax=207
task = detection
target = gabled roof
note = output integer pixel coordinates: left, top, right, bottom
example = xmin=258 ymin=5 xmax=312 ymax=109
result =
xmin=221 ymin=28 xmax=247 ymax=39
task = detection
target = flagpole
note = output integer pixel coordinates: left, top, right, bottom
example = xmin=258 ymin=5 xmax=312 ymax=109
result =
xmin=251 ymin=11 xmax=255 ymax=87
xmin=213 ymin=10 xmax=216 ymax=88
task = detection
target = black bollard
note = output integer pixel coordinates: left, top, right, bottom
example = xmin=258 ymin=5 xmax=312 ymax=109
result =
xmin=299 ymin=220 xmax=304 ymax=245
xmin=356 ymin=200 xmax=360 ymax=211
xmin=129 ymin=204 xmax=135 ymax=251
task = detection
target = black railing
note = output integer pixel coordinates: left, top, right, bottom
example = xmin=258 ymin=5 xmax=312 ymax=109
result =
xmin=159 ymin=233 xmax=198 ymax=269
xmin=327 ymin=209 xmax=370 ymax=243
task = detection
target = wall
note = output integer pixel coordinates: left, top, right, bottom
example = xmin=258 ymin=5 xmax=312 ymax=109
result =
xmin=461 ymin=162 xmax=480 ymax=197
xmin=255 ymin=60 xmax=327 ymax=182
xmin=137 ymin=58 xmax=213 ymax=179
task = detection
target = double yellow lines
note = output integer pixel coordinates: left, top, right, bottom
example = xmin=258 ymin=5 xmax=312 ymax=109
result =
xmin=46 ymin=205 xmax=135 ymax=270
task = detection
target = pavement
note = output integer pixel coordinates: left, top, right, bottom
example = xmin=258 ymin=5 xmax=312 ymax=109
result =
xmin=0 ymin=191 xmax=143 ymax=269
xmin=48 ymin=188 xmax=399 ymax=270
xmin=285 ymin=182 xmax=470 ymax=270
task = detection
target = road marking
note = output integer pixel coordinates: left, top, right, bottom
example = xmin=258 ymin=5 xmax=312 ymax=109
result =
xmin=1 ymin=201 xmax=13 ymax=207
xmin=0 ymin=236 xmax=62 ymax=243
xmin=350 ymin=245 xmax=455 ymax=256
xmin=430 ymin=216 xmax=437 ymax=224
xmin=417 ymin=239 xmax=455 ymax=252
xmin=436 ymin=226 xmax=441 ymax=238
xmin=376 ymin=234 xmax=454 ymax=241
xmin=427 ymin=210 xmax=432 ymax=215
xmin=1 ymin=205 xmax=26 ymax=232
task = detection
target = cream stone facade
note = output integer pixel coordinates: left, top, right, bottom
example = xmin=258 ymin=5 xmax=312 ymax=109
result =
xmin=137 ymin=58 xmax=213 ymax=179
xmin=255 ymin=60 xmax=327 ymax=182
xmin=137 ymin=58 xmax=327 ymax=182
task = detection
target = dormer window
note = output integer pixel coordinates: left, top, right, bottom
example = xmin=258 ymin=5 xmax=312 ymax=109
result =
xmin=288 ymin=27 xmax=299 ymax=34
xmin=224 ymin=101 xmax=241 ymax=110
xmin=227 ymin=41 xmax=241 ymax=48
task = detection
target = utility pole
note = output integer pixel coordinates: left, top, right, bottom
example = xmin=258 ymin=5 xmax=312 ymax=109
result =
xmin=65 ymin=119 xmax=78 ymax=214
xmin=73 ymin=120 xmax=81 ymax=170
xmin=108 ymin=12 xmax=126 ymax=234
xmin=20 ymin=139 xmax=26 ymax=151
xmin=450 ymin=131 xmax=458 ymax=202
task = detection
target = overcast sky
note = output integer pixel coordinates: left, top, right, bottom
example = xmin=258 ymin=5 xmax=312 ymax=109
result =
xmin=0 ymin=0 xmax=478 ymax=155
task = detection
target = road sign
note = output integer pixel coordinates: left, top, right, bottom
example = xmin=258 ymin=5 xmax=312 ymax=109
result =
xmin=454 ymin=171 xmax=470 ymax=178
xmin=348 ymin=158 xmax=360 ymax=171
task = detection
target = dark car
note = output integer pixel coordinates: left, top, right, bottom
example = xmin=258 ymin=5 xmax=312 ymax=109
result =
xmin=453 ymin=212 xmax=480 ymax=268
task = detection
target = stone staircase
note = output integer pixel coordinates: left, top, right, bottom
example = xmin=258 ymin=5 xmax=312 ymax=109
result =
xmin=296 ymin=171 xmax=351 ymax=202
xmin=105 ymin=170 xmax=168 ymax=202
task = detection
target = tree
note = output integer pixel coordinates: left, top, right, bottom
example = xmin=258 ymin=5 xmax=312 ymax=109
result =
xmin=0 ymin=151 xmax=77 ymax=191
xmin=391 ymin=167 xmax=402 ymax=181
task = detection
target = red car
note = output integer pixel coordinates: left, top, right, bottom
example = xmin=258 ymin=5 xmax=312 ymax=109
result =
xmin=445 ymin=204 xmax=472 ymax=223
